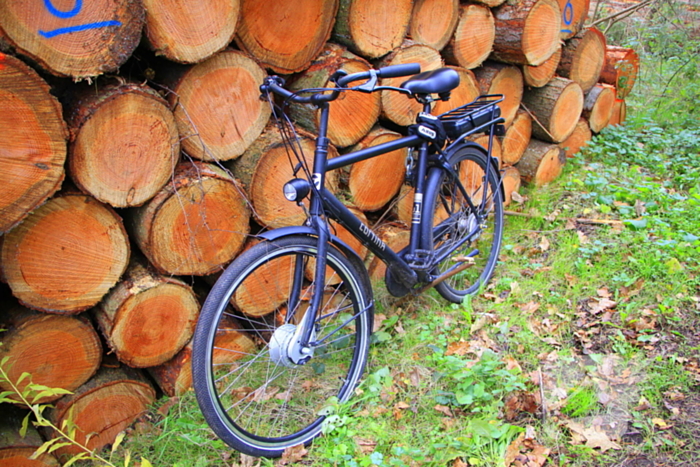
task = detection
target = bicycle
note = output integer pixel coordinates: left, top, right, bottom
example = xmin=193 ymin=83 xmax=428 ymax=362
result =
xmin=192 ymin=63 xmax=506 ymax=457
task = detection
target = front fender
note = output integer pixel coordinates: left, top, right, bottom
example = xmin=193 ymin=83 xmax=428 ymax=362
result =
xmin=257 ymin=227 xmax=375 ymax=327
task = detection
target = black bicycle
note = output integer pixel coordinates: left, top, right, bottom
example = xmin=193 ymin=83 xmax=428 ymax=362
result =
xmin=192 ymin=63 xmax=505 ymax=457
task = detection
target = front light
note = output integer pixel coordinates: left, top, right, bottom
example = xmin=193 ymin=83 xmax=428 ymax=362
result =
xmin=283 ymin=178 xmax=311 ymax=202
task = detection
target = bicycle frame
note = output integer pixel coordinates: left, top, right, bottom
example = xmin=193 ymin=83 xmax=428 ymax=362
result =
xmin=268 ymin=77 xmax=504 ymax=351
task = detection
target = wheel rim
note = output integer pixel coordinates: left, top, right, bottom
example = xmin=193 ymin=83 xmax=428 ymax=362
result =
xmin=201 ymin=242 xmax=369 ymax=449
xmin=430 ymin=152 xmax=503 ymax=298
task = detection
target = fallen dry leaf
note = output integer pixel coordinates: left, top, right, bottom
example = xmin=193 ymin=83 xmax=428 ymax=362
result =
xmin=373 ymin=313 xmax=387 ymax=331
xmin=277 ymin=444 xmax=308 ymax=465
xmin=434 ymin=404 xmax=453 ymax=417
xmin=354 ymin=437 xmax=377 ymax=455
xmin=539 ymin=236 xmax=551 ymax=252
xmin=240 ymin=453 xmax=259 ymax=467
xmin=564 ymin=420 xmax=621 ymax=453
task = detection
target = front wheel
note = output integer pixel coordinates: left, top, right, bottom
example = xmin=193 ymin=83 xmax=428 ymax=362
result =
xmin=424 ymin=144 xmax=504 ymax=302
xmin=192 ymin=235 xmax=373 ymax=457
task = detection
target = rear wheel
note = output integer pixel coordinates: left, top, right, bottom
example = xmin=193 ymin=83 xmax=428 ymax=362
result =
xmin=424 ymin=144 xmax=504 ymax=302
xmin=192 ymin=235 xmax=372 ymax=457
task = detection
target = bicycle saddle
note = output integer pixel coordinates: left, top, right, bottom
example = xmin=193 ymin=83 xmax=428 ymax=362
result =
xmin=400 ymin=68 xmax=460 ymax=95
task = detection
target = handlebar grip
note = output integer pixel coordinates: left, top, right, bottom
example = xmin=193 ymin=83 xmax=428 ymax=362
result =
xmin=377 ymin=63 xmax=421 ymax=79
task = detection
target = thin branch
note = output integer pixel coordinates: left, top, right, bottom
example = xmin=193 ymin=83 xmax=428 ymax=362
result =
xmin=588 ymin=0 xmax=656 ymax=29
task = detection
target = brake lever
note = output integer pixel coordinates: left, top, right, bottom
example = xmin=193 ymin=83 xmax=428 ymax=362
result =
xmin=354 ymin=70 xmax=378 ymax=93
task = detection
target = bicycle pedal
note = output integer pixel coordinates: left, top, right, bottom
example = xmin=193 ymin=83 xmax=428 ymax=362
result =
xmin=405 ymin=250 xmax=434 ymax=271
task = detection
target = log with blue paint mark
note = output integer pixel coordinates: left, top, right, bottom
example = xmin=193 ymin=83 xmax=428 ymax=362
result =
xmin=0 ymin=0 xmax=144 ymax=79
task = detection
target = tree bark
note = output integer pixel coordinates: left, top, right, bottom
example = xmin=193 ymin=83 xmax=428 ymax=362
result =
xmin=0 ymin=404 xmax=60 ymax=467
xmin=288 ymin=44 xmax=380 ymax=148
xmin=501 ymin=165 xmax=521 ymax=206
xmin=227 ymin=124 xmax=339 ymax=229
xmin=0 ymin=53 xmax=66 ymax=234
xmin=500 ymin=109 xmax=532 ymax=166
xmin=67 ymin=82 xmax=180 ymax=208
xmin=556 ymin=27 xmax=606 ymax=92
xmin=1 ymin=193 xmax=130 ymax=314
xmin=93 ymin=257 xmax=199 ymax=368
xmin=167 ymin=49 xmax=270 ymax=162
xmin=409 ymin=0 xmax=459 ymax=51
xmin=0 ymin=0 xmax=144 ymax=79
xmin=47 ymin=366 xmax=155 ymax=460
xmin=522 ymin=45 xmax=561 ymax=88
xmin=0 ymin=305 xmax=101 ymax=404
xmin=491 ymin=0 xmax=561 ymax=66
xmin=522 ymin=77 xmax=583 ymax=143
xmin=333 ymin=0 xmax=413 ymax=59
xmin=516 ymin=139 xmax=566 ymax=186
xmin=149 ymin=317 xmax=255 ymax=396
xmin=143 ymin=0 xmax=240 ymax=64
xmin=583 ymin=83 xmax=615 ymax=133
xmin=379 ymin=41 xmax=443 ymax=127
xmin=237 ymin=0 xmax=338 ymax=73
xmin=560 ymin=117 xmax=592 ymax=158
xmin=433 ymin=66 xmax=480 ymax=116
xmin=128 ymin=161 xmax=250 ymax=276
xmin=558 ymin=0 xmax=590 ymax=40
xmin=345 ymin=127 xmax=407 ymax=212
xmin=442 ymin=3 xmax=494 ymax=70
xmin=474 ymin=61 xmax=524 ymax=127
xmin=599 ymin=46 xmax=639 ymax=99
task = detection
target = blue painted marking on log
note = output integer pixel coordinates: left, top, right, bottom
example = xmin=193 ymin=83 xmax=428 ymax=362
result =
xmin=563 ymin=1 xmax=574 ymax=25
xmin=43 ymin=0 xmax=82 ymax=18
xmin=39 ymin=0 xmax=121 ymax=38
xmin=39 ymin=21 xmax=121 ymax=38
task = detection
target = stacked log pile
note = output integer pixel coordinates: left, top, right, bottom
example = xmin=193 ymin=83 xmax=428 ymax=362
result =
xmin=0 ymin=0 xmax=640 ymax=460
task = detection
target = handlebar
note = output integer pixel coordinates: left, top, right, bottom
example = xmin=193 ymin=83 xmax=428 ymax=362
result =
xmin=260 ymin=63 xmax=421 ymax=105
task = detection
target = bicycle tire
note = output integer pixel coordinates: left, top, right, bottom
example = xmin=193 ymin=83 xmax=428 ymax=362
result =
xmin=423 ymin=144 xmax=504 ymax=302
xmin=192 ymin=235 xmax=372 ymax=457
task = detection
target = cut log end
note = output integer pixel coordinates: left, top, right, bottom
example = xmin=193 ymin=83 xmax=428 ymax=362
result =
xmin=143 ymin=0 xmax=240 ymax=64
xmin=501 ymin=165 xmax=522 ymax=206
xmin=522 ymin=0 xmax=562 ymax=66
xmin=48 ymin=367 xmax=156 ymax=460
xmin=131 ymin=162 xmax=251 ymax=276
xmin=557 ymin=27 xmax=606 ymax=92
xmin=0 ymin=308 xmax=101 ymax=404
xmin=0 ymin=0 xmax=145 ymax=78
xmin=237 ymin=0 xmax=339 ymax=73
xmin=409 ymin=0 xmax=459 ymax=51
xmin=517 ymin=139 xmax=566 ymax=186
xmin=560 ymin=118 xmax=592 ymax=158
xmin=0 ymin=54 xmax=66 ymax=233
xmin=348 ymin=128 xmax=407 ymax=212
xmin=523 ymin=46 xmax=561 ymax=88
xmin=171 ymin=50 xmax=270 ymax=162
xmin=334 ymin=0 xmax=413 ymax=59
xmin=500 ymin=109 xmax=532 ymax=166
xmin=600 ymin=46 xmax=639 ymax=99
xmin=2 ymin=194 xmax=130 ymax=313
xmin=380 ymin=42 xmax=443 ymax=127
xmin=444 ymin=4 xmax=495 ymax=70
xmin=95 ymin=259 xmax=199 ymax=368
xmin=558 ymin=0 xmax=591 ymax=40
xmin=69 ymin=84 xmax=180 ymax=208
xmin=492 ymin=0 xmax=562 ymax=66
xmin=583 ymin=84 xmax=616 ymax=133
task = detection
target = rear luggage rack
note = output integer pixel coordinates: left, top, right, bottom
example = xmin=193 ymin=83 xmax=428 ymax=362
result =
xmin=439 ymin=95 xmax=504 ymax=139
